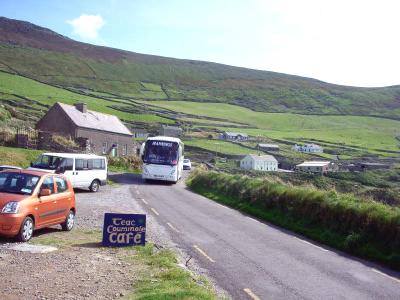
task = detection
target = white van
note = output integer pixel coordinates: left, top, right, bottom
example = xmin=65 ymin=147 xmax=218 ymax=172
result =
xmin=29 ymin=153 xmax=107 ymax=192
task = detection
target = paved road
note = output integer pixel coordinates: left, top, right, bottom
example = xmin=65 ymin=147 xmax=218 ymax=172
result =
xmin=111 ymin=172 xmax=400 ymax=300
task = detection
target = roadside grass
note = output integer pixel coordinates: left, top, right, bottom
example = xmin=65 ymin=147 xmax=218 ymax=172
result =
xmin=0 ymin=145 xmax=41 ymax=167
xmin=148 ymin=101 xmax=400 ymax=154
xmin=123 ymin=244 xmax=217 ymax=300
xmin=32 ymin=229 xmax=217 ymax=299
xmin=187 ymin=170 xmax=400 ymax=271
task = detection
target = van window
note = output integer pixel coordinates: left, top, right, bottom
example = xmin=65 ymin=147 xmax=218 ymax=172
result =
xmin=55 ymin=177 xmax=68 ymax=193
xmin=90 ymin=159 xmax=105 ymax=170
xmin=60 ymin=158 xmax=73 ymax=171
xmin=75 ymin=159 xmax=88 ymax=170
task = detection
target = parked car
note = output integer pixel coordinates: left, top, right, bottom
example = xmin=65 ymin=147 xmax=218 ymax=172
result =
xmin=183 ymin=159 xmax=192 ymax=170
xmin=0 ymin=169 xmax=76 ymax=241
xmin=0 ymin=165 xmax=22 ymax=171
xmin=29 ymin=153 xmax=107 ymax=192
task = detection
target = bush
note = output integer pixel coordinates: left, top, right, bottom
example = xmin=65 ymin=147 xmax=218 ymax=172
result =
xmin=52 ymin=135 xmax=79 ymax=148
xmin=108 ymin=155 xmax=142 ymax=172
xmin=187 ymin=170 xmax=400 ymax=269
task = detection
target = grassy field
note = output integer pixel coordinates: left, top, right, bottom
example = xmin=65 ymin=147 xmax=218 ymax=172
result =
xmin=0 ymin=146 xmax=41 ymax=167
xmin=147 ymin=101 xmax=400 ymax=154
xmin=184 ymin=139 xmax=254 ymax=155
xmin=0 ymin=71 xmax=171 ymax=124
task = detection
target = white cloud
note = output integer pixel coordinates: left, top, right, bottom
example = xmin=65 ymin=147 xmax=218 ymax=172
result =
xmin=67 ymin=14 xmax=105 ymax=40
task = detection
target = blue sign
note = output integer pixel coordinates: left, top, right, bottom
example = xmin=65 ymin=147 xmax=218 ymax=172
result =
xmin=102 ymin=213 xmax=146 ymax=247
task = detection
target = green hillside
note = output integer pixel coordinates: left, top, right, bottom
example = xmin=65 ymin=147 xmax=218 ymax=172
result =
xmin=146 ymin=101 xmax=400 ymax=154
xmin=0 ymin=71 xmax=170 ymax=125
xmin=1 ymin=17 xmax=400 ymax=119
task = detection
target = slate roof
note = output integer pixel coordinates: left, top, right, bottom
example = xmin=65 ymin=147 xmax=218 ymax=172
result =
xmin=58 ymin=102 xmax=132 ymax=136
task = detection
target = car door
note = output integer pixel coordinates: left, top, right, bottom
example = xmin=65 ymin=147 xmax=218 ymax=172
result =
xmin=36 ymin=175 xmax=62 ymax=227
xmin=53 ymin=176 xmax=73 ymax=220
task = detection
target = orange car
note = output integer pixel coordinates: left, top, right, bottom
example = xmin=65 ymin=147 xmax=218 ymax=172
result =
xmin=0 ymin=169 xmax=76 ymax=242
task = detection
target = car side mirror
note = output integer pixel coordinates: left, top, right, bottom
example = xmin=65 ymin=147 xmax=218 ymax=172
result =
xmin=40 ymin=188 xmax=52 ymax=197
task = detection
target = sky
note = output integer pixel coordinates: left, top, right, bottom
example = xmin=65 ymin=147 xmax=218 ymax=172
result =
xmin=1 ymin=0 xmax=399 ymax=87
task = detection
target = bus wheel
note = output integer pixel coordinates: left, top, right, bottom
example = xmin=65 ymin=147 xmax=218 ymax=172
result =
xmin=89 ymin=180 xmax=100 ymax=192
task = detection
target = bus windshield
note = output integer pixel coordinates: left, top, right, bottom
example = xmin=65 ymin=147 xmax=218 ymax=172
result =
xmin=32 ymin=155 xmax=64 ymax=170
xmin=144 ymin=140 xmax=179 ymax=165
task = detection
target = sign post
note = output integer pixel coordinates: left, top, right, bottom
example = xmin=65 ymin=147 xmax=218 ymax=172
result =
xmin=102 ymin=213 xmax=146 ymax=247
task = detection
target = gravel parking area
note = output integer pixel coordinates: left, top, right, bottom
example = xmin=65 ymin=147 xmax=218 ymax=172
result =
xmin=0 ymin=173 xmax=179 ymax=300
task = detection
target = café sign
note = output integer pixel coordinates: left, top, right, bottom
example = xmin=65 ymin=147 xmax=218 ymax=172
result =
xmin=102 ymin=213 xmax=146 ymax=247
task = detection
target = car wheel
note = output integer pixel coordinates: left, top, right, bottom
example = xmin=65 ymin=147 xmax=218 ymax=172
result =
xmin=61 ymin=210 xmax=75 ymax=231
xmin=89 ymin=180 xmax=100 ymax=192
xmin=17 ymin=217 xmax=34 ymax=242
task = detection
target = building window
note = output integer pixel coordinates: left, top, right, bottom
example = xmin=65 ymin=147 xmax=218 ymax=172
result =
xmin=102 ymin=142 xmax=108 ymax=154
xmin=122 ymin=144 xmax=128 ymax=156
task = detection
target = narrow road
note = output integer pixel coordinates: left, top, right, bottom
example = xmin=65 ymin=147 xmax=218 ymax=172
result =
xmin=111 ymin=172 xmax=400 ymax=300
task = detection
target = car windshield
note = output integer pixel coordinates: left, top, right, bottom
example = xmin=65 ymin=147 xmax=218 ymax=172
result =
xmin=184 ymin=159 xmax=190 ymax=163
xmin=0 ymin=172 xmax=40 ymax=195
xmin=32 ymin=155 xmax=65 ymax=170
xmin=144 ymin=140 xmax=179 ymax=165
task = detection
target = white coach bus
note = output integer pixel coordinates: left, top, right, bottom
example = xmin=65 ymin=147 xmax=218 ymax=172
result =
xmin=29 ymin=153 xmax=107 ymax=192
xmin=141 ymin=136 xmax=184 ymax=183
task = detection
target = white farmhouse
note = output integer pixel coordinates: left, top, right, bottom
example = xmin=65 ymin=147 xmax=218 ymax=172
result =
xmin=293 ymin=143 xmax=323 ymax=153
xmin=240 ymin=154 xmax=278 ymax=171
xmin=296 ymin=161 xmax=337 ymax=174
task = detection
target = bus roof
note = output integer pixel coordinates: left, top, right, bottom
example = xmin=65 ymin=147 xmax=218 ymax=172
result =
xmin=146 ymin=136 xmax=182 ymax=143
xmin=41 ymin=153 xmax=106 ymax=159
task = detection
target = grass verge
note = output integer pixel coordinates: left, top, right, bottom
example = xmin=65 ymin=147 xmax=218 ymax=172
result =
xmin=31 ymin=229 xmax=217 ymax=299
xmin=186 ymin=170 xmax=400 ymax=271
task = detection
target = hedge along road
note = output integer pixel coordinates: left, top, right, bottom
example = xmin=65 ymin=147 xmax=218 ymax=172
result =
xmin=114 ymin=171 xmax=400 ymax=300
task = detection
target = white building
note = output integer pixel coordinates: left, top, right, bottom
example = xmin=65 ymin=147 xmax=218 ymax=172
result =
xmin=258 ymin=143 xmax=280 ymax=151
xmin=293 ymin=143 xmax=323 ymax=153
xmin=220 ymin=132 xmax=249 ymax=141
xmin=240 ymin=154 xmax=278 ymax=171
xmin=296 ymin=161 xmax=335 ymax=174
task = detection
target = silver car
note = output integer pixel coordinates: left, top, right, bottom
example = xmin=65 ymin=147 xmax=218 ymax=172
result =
xmin=183 ymin=159 xmax=192 ymax=170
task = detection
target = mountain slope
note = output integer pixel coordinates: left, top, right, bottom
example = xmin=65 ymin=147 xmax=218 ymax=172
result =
xmin=1 ymin=16 xmax=400 ymax=119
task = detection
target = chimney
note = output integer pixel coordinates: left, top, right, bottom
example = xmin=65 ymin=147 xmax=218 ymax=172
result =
xmin=75 ymin=103 xmax=87 ymax=113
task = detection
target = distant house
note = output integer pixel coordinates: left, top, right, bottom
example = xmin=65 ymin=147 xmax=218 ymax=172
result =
xmin=133 ymin=129 xmax=149 ymax=139
xmin=220 ymin=132 xmax=249 ymax=141
xmin=36 ymin=102 xmax=134 ymax=157
xmin=293 ymin=143 xmax=323 ymax=153
xmin=258 ymin=143 xmax=279 ymax=151
xmin=240 ymin=154 xmax=278 ymax=171
xmin=296 ymin=161 xmax=336 ymax=174
xmin=159 ymin=125 xmax=183 ymax=137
